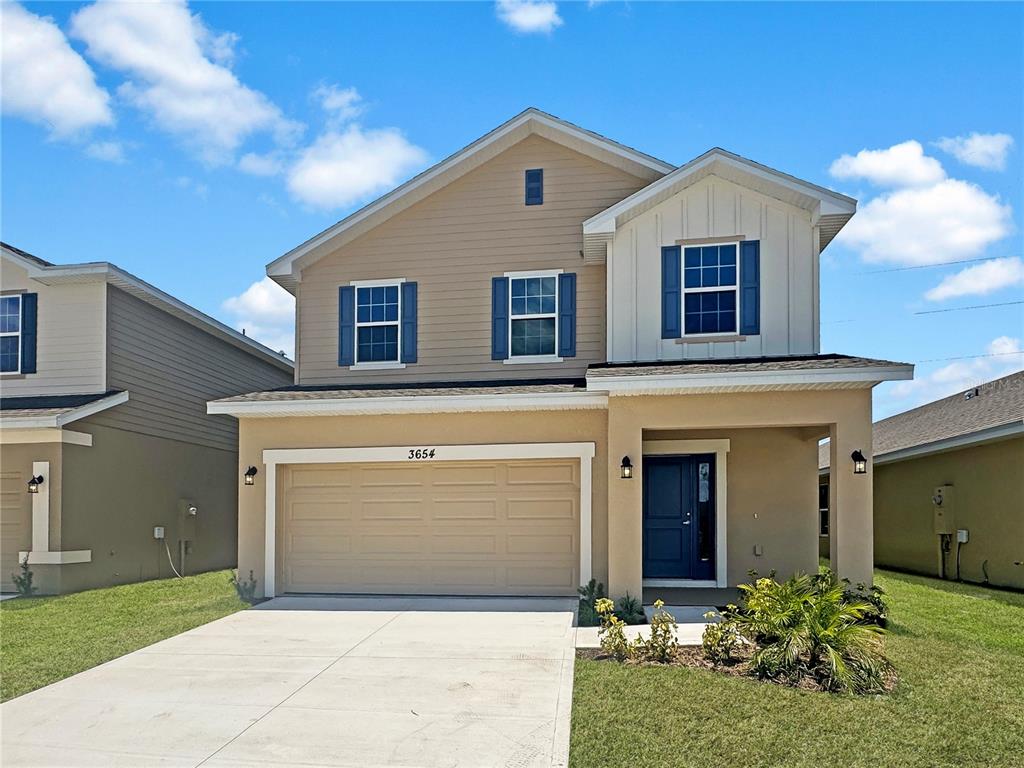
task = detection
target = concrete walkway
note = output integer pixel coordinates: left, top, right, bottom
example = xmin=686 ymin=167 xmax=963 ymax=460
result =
xmin=1 ymin=596 xmax=578 ymax=768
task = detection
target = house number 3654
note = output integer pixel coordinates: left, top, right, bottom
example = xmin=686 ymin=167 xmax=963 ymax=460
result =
xmin=407 ymin=448 xmax=436 ymax=460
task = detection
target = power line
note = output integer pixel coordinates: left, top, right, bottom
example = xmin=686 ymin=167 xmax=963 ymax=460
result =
xmin=856 ymin=256 xmax=1006 ymax=275
xmin=914 ymin=300 xmax=1023 ymax=315
xmin=916 ymin=350 xmax=1024 ymax=363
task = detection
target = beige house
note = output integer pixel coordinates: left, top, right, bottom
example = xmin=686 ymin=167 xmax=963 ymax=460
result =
xmin=209 ymin=109 xmax=913 ymax=604
xmin=821 ymin=371 xmax=1024 ymax=590
xmin=0 ymin=244 xmax=294 ymax=594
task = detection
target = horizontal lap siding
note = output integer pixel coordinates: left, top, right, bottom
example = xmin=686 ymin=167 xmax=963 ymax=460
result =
xmin=298 ymin=135 xmax=651 ymax=385
xmin=93 ymin=287 xmax=293 ymax=452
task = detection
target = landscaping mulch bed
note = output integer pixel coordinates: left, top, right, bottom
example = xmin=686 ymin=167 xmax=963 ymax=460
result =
xmin=576 ymin=645 xmax=898 ymax=694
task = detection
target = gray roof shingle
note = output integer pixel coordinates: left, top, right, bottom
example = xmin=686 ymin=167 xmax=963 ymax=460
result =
xmin=586 ymin=354 xmax=908 ymax=378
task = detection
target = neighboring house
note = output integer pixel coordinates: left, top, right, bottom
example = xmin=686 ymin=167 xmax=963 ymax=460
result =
xmin=0 ymin=244 xmax=294 ymax=594
xmin=209 ymin=108 xmax=912 ymax=604
xmin=821 ymin=371 xmax=1024 ymax=590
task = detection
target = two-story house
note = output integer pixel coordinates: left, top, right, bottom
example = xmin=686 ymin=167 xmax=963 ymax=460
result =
xmin=0 ymin=243 xmax=294 ymax=594
xmin=209 ymin=109 xmax=913 ymax=603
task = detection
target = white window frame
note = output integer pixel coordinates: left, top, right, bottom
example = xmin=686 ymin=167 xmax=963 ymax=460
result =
xmin=681 ymin=241 xmax=741 ymax=339
xmin=0 ymin=293 xmax=22 ymax=375
xmin=504 ymin=269 xmax=563 ymax=364
xmin=350 ymin=278 xmax=406 ymax=370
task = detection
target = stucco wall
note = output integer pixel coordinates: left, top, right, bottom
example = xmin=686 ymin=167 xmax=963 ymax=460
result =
xmin=0 ymin=441 xmax=62 ymax=592
xmin=873 ymin=437 xmax=1024 ymax=590
xmin=237 ymin=409 xmax=609 ymax=598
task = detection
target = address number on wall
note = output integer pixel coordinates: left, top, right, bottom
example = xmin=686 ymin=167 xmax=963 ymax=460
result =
xmin=407 ymin=448 xmax=437 ymax=460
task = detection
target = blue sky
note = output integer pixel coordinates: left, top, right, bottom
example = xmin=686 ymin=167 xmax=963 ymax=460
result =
xmin=2 ymin=1 xmax=1022 ymax=417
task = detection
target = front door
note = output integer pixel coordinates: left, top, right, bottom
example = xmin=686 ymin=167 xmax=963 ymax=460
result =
xmin=642 ymin=455 xmax=716 ymax=580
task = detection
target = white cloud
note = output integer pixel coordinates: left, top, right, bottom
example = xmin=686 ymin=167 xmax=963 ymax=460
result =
xmin=495 ymin=0 xmax=563 ymax=34
xmin=1 ymin=3 xmax=113 ymax=138
xmin=880 ymin=336 xmax=1024 ymax=416
xmin=238 ymin=151 xmax=284 ymax=176
xmin=287 ymin=124 xmax=428 ymax=210
xmin=314 ymin=84 xmax=364 ymax=123
xmin=70 ymin=0 xmax=300 ymax=165
xmin=925 ymin=257 xmax=1024 ymax=301
xmin=85 ymin=140 xmax=125 ymax=163
xmin=829 ymin=140 xmax=946 ymax=188
xmin=222 ymin=277 xmax=295 ymax=357
xmin=934 ymin=132 xmax=1014 ymax=171
xmin=835 ymin=178 xmax=1012 ymax=265
xmin=174 ymin=175 xmax=209 ymax=200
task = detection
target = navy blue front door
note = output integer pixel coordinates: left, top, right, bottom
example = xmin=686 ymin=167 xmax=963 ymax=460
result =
xmin=643 ymin=455 xmax=716 ymax=580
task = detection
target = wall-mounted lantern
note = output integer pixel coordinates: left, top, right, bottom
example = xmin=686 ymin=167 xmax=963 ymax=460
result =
xmin=620 ymin=456 xmax=633 ymax=479
xmin=244 ymin=466 xmax=258 ymax=486
xmin=851 ymin=450 xmax=867 ymax=475
xmin=27 ymin=475 xmax=44 ymax=494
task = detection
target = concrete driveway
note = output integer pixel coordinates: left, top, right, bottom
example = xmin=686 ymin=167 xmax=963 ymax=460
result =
xmin=1 ymin=596 xmax=577 ymax=768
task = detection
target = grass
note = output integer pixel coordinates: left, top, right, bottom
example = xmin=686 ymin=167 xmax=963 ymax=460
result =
xmin=0 ymin=570 xmax=247 ymax=701
xmin=570 ymin=569 xmax=1024 ymax=768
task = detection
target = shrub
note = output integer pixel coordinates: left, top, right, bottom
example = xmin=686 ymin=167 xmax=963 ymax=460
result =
xmin=615 ymin=592 xmax=646 ymax=625
xmin=231 ymin=569 xmax=258 ymax=603
xmin=12 ymin=554 xmax=36 ymax=596
xmin=595 ymin=597 xmax=630 ymax=661
xmin=846 ymin=581 xmax=889 ymax=628
xmin=723 ymin=571 xmax=892 ymax=694
xmin=577 ymin=578 xmax=607 ymax=627
xmin=701 ymin=610 xmax=740 ymax=664
xmin=632 ymin=599 xmax=678 ymax=663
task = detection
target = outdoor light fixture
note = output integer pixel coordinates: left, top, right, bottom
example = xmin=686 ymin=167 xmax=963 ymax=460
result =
xmin=620 ymin=456 xmax=633 ymax=479
xmin=244 ymin=466 xmax=258 ymax=486
xmin=851 ymin=450 xmax=867 ymax=475
xmin=27 ymin=475 xmax=44 ymax=494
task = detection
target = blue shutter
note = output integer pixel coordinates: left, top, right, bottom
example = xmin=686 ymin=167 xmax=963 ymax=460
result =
xmin=20 ymin=292 xmax=37 ymax=374
xmin=400 ymin=281 xmax=417 ymax=364
xmin=337 ymin=286 xmax=355 ymax=366
xmin=491 ymin=277 xmax=509 ymax=360
xmin=740 ymin=240 xmax=760 ymax=336
xmin=557 ymin=272 xmax=576 ymax=358
xmin=525 ymin=169 xmax=543 ymax=205
xmin=661 ymin=246 xmax=682 ymax=339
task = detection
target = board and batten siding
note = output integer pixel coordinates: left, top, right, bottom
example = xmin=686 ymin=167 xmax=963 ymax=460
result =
xmin=91 ymin=286 xmax=292 ymax=452
xmin=608 ymin=175 xmax=819 ymax=363
xmin=0 ymin=258 xmax=107 ymax=397
xmin=296 ymin=135 xmax=652 ymax=385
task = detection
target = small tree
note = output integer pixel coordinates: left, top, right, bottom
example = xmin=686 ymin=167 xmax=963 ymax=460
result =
xmin=12 ymin=554 xmax=36 ymax=596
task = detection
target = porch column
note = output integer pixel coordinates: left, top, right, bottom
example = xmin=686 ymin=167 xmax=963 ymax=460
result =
xmin=828 ymin=391 xmax=874 ymax=587
xmin=607 ymin=397 xmax=643 ymax=599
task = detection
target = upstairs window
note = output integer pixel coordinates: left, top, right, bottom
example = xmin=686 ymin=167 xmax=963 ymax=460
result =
xmin=356 ymin=284 xmax=400 ymax=363
xmin=525 ymin=169 xmax=543 ymax=206
xmin=0 ymin=295 xmax=21 ymax=373
xmin=510 ymin=275 xmax=557 ymax=357
xmin=683 ymin=243 xmax=738 ymax=336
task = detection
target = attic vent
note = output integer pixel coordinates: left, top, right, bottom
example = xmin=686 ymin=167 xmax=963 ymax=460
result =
xmin=964 ymin=387 xmax=980 ymax=401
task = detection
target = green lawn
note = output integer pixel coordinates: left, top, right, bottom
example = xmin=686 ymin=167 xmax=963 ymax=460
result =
xmin=570 ymin=570 xmax=1024 ymax=768
xmin=0 ymin=570 xmax=247 ymax=701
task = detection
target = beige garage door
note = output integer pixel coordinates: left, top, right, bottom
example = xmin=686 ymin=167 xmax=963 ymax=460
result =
xmin=280 ymin=459 xmax=580 ymax=596
xmin=1 ymin=469 xmax=30 ymax=593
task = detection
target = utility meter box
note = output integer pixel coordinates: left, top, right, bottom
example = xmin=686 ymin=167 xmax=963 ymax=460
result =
xmin=932 ymin=485 xmax=955 ymax=535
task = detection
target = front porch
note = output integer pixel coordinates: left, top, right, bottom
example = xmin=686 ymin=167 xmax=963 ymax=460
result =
xmin=604 ymin=388 xmax=875 ymax=603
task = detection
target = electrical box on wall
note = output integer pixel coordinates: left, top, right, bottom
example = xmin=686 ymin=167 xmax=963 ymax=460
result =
xmin=932 ymin=485 xmax=955 ymax=535
xmin=153 ymin=526 xmax=165 ymax=540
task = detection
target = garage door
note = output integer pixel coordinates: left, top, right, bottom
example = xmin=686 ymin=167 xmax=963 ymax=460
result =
xmin=280 ymin=459 xmax=580 ymax=596
xmin=1 ymin=469 xmax=30 ymax=593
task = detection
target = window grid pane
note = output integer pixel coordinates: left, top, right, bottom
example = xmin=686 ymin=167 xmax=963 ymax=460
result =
xmin=0 ymin=336 xmax=18 ymax=373
xmin=683 ymin=245 xmax=738 ymax=290
xmin=0 ymin=296 xmax=20 ymax=334
xmin=684 ymin=290 xmax=736 ymax=335
xmin=357 ymin=325 xmax=398 ymax=362
xmin=510 ymin=277 xmax=556 ymax=317
xmin=356 ymin=285 xmax=399 ymax=323
xmin=510 ymin=317 xmax=556 ymax=357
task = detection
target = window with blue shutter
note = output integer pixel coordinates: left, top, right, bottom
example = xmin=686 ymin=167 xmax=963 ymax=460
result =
xmin=557 ymin=272 xmax=576 ymax=358
xmin=400 ymin=282 xmax=417 ymax=363
xmin=739 ymin=240 xmax=761 ymax=335
xmin=525 ymin=169 xmax=543 ymax=206
xmin=491 ymin=276 xmax=509 ymax=359
xmin=0 ymin=294 xmax=24 ymax=373
xmin=661 ymin=246 xmax=682 ymax=339
xmin=683 ymin=244 xmax=738 ymax=335
xmin=337 ymin=286 xmax=355 ymax=366
xmin=19 ymin=292 xmax=37 ymax=374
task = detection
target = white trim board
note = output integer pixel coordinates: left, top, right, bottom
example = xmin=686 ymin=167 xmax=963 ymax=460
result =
xmin=0 ymin=429 xmax=92 ymax=446
xmin=209 ymin=391 xmax=607 ymax=418
xmin=259 ymin=441 xmax=596 ymax=599
xmin=0 ymin=391 xmax=129 ymax=429
xmin=642 ymin=439 xmax=729 ymax=588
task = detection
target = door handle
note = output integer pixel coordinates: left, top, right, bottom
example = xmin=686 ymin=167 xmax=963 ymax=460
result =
xmin=682 ymin=520 xmax=691 ymax=525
